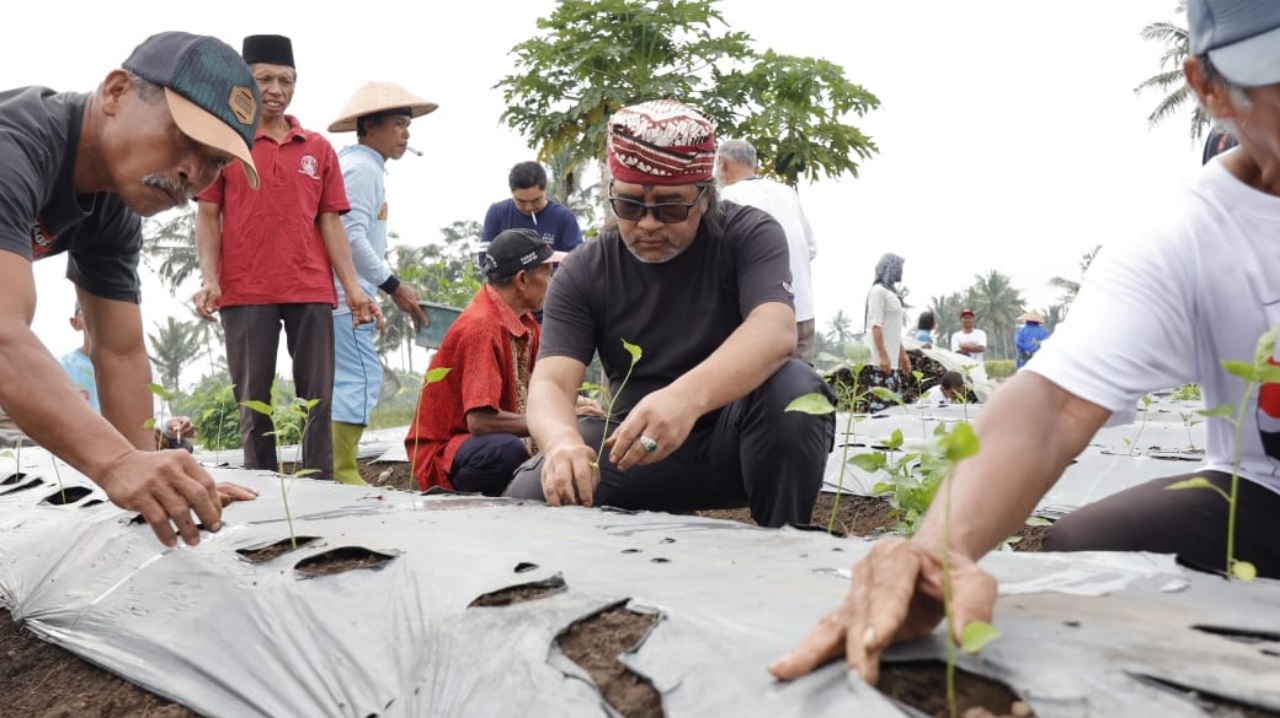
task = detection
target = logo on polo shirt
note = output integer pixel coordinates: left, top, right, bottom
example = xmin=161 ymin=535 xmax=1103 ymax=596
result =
xmin=298 ymin=155 xmax=319 ymax=180
xmin=30 ymin=217 xmax=56 ymax=259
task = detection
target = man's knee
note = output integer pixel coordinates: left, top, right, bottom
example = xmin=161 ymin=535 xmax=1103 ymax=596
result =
xmin=757 ymin=360 xmax=836 ymax=437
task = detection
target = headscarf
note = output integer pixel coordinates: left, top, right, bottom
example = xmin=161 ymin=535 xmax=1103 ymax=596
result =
xmin=865 ymin=253 xmax=905 ymax=331
xmin=607 ymin=99 xmax=717 ymax=185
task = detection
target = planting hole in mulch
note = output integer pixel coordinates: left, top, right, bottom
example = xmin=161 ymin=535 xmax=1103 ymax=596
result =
xmin=236 ymin=536 xmax=321 ymax=563
xmin=41 ymin=486 xmax=94 ymax=506
xmin=294 ymin=546 xmax=395 ymax=577
xmin=557 ymin=603 xmax=663 ymax=718
xmin=877 ymin=661 xmax=1036 ymax=718
xmin=469 ymin=574 xmax=567 ymax=607
xmin=1190 ymin=624 xmax=1280 ymax=645
xmin=1 ymin=471 xmax=28 ymax=485
xmin=0 ymin=476 xmax=43 ymax=496
xmin=1130 ymin=672 xmax=1280 ymax=718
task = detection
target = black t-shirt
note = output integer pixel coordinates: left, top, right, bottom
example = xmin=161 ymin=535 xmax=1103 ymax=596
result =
xmin=0 ymin=87 xmax=143 ymax=302
xmin=539 ymin=200 xmax=794 ymax=417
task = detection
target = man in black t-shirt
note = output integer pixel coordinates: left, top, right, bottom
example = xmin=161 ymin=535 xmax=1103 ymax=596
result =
xmin=505 ymin=100 xmax=835 ymax=527
xmin=0 ymin=32 xmax=262 ymax=548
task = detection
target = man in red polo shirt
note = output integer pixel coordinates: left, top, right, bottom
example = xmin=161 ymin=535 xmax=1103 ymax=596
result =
xmin=193 ymin=35 xmax=379 ymax=481
xmin=405 ymin=229 xmax=600 ymax=494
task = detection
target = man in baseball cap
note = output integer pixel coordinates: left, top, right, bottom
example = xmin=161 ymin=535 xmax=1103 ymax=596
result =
xmin=772 ymin=0 xmax=1280 ymax=687
xmin=405 ymin=228 xmax=585 ymax=496
xmin=506 ymin=99 xmax=835 ymax=529
xmin=0 ymin=31 xmax=261 ymax=551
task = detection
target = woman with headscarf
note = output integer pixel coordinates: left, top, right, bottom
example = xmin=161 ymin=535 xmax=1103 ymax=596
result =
xmin=863 ymin=253 xmax=911 ymax=411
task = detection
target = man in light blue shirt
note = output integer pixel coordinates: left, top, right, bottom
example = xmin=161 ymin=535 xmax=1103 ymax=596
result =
xmin=59 ymin=303 xmax=100 ymax=412
xmin=327 ymin=82 xmax=436 ymax=484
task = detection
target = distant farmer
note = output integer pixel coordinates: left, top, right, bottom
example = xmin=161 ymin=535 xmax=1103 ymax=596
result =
xmin=1015 ymin=309 xmax=1050 ymax=369
xmin=478 ymin=161 xmax=583 ymax=267
xmin=405 ymin=229 xmax=601 ymax=495
xmin=0 ymin=32 xmax=259 ymax=547
xmin=505 ymin=99 xmax=836 ymax=527
xmin=328 ymin=81 xmax=435 ymax=484
xmin=914 ymin=310 xmax=936 ymax=348
xmin=918 ymin=371 xmax=973 ymax=406
xmin=864 ymin=253 xmax=911 ymax=412
xmin=949 ymin=308 xmax=986 ymax=364
xmin=717 ymin=139 xmax=819 ymax=363
xmin=770 ymin=0 xmax=1280 ymax=685
xmin=193 ymin=35 xmax=382 ymax=482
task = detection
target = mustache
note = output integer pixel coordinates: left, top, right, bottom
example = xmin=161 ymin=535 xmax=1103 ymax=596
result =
xmin=142 ymin=174 xmax=194 ymax=205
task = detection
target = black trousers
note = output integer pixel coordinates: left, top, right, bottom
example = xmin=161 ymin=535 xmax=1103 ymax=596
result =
xmin=451 ymin=433 xmax=529 ymax=496
xmin=506 ymin=360 xmax=836 ymax=527
xmin=221 ymin=303 xmax=335 ymax=480
xmin=1045 ymin=470 xmax=1280 ymax=578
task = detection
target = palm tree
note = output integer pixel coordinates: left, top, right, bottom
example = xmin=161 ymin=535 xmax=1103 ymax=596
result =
xmin=1134 ymin=6 xmax=1211 ymax=140
xmin=142 ymin=206 xmax=199 ymax=296
xmin=544 ymin=145 xmax=598 ymax=233
xmin=1044 ymin=304 xmax=1067 ymax=334
xmin=963 ymin=270 xmax=1025 ymax=361
xmin=826 ymin=310 xmax=854 ymax=345
xmin=927 ymin=292 xmax=966 ymax=349
xmin=1048 ymin=244 xmax=1101 ymax=312
xmin=148 ymin=316 xmax=203 ymax=393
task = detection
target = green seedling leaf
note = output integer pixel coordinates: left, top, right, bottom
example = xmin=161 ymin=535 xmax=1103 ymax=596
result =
xmin=816 ymin=351 xmax=843 ymax=364
xmin=579 ymin=382 xmax=602 ymax=393
xmin=884 ymin=429 xmax=904 ymax=450
xmin=1166 ymin=477 xmax=1217 ymax=491
xmin=143 ymin=417 xmax=156 ymax=429
xmin=1024 ymin=517 xmax=1052 ymax=527
xmin=871 ymin=481 xmax=896 ymax=496
xmin=1221 ymin=360 xmax=1256 ymax=382
xmin=293 ymin=469 xmax=320 ymax=478
xmin=1197 ymin=404 xmax=1235 ymax=419
xmin=1140 ymin=395 xmax=1153 ymax=408
xmin=869 ymin=386 xmax=902 ymax=404
xmin=785 ymin=392 xmax=837 ymax=415
xmin=426 ymin=367 xmax=451 ymax=384
xmin=1232 ymin=560 xmax=1258 ymax=581
xmin=301 ymin=398 xmax=321 ymax=410
xmin=241 ymin=400 xmax=274 ymax=416
xmin=939 ymin=422 xmax=980 ymax=462
xmin=960 ymin=620 xmax=1002 ymax=654
xmin=1255 ymin=363 xmax=1280 ymax=385
xmin=147 ymin=383 xmax=173 ymax=400
xmin=621 ymin=338 xmax=643 ymax=364
xmin=1253 ymin=328 xmax=1278 ymax=369
xmin=912 ymin=370 xmax=925 ymax=383
xmin=849 ymin=453 xmax=887 ymax=473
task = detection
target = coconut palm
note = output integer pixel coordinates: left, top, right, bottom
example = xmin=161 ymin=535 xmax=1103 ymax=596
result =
xmin=963 ymin=270 xmax=1025 ymax=362
xmin=1048 ymin=244 xmax=1101 ymax=311
xmin=142 ymin=206 xmax=199 ymax=296
xmin=927 ymin=292 xmax=966 ymax=348
xmin=1133 ymin=6 xmax=1211 ymax=140
xmin=826 ymin=310 xmax=854 ymax=345
xmin=148 ymin=316 xmax=203 ymax=393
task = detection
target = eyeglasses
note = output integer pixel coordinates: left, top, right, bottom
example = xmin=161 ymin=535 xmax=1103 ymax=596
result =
xmin=608 ymin=186 xmax=707 ymax=223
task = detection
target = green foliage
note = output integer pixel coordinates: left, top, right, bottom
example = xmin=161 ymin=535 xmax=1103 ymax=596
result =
xmin=495 ymin=0 xmax=879 ymax=188
xmin=983 ymin=360 xmax=1015 ymax=380
xmin=1166 ymin=328 xmax=1276 ymax=582
xmin=1125 ymin=394 xmax=1155 ymax=456
xmin=140 ymin=206 xmax=199 ymax=295
xmin=173 ymin=373 xmax=241 ymax=451
xmin=1134 ymin=17 xmax=1210 ymax=140
xmin=147 ymin=317 xmax=203 ymax=393
xmin=592 ymin=339 xmax=643 ymax=469
xmin=1173 ymin=383 xmax=1203 ymax=401
xmin=784 ymin=392 xmax=836 ymax=416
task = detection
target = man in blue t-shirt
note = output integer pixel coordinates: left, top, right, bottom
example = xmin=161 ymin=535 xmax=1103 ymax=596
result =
xmin=478 ymin=161 xmax=583 ymax=266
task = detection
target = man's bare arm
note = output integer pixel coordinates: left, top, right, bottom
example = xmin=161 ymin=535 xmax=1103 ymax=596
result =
xmin=79 ymin=288 xmax=154 ymax=450
xmin=466 ymin=408 xmax=529 ymax=437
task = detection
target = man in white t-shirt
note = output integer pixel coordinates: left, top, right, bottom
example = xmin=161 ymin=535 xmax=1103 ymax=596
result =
xmin=770 ymin=0 xmax=1280 ymax=686
xmin=716 ymin=139 xmax=818 ymax=363
xmin=949 ymin=308 xmax=986 ymax=364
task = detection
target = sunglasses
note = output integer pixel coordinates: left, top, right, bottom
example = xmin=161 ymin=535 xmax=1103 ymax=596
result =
xmin=608 ymin=185 xmax=707 ymax=223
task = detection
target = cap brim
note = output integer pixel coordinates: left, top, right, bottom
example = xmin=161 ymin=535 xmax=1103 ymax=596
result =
xmin=328 ymin=102 xmax=438 ymax=133
xmin=165 ymin=89 xmax=260 ymax=189
xmin=1209 ymin=24 xmax=1280 ymax=87
xmin=542 ymin=250 xmax=568 ymax=264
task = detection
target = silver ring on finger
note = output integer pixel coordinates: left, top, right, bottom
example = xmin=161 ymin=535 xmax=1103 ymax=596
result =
xmin=639 ymin=435 xmax=658 ymax=453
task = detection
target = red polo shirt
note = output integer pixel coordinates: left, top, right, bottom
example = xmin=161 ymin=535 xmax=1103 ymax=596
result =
xmin=196 ymin=116 xmax=349 ymax=307
xmin=406 ymin=284 xmax=540 ymax=491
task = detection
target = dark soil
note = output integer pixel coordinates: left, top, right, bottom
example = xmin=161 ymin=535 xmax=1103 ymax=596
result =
xmin=292 ymin=546 xmax=395 ymax=577
xmin=879 ymin=661 xmax=1035 ymax=718
xmin=0 ymin=458 xmax=1051 ymax=718
xmin=235 ymin=535 xmax=320 ymax=563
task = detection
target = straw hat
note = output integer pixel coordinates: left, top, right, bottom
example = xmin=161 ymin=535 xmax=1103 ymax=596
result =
xmin=1019 ymin=310 xmax=1045 ymax=324
xmin=328 ymin=82 xmax=437 ymax=133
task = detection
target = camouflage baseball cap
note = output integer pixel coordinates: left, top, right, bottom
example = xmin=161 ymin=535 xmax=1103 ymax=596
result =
xmin=123 ymin=32 xmax=262 ymax=188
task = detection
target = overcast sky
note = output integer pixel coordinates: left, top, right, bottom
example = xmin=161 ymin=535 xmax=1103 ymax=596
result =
xmin=7 ymin=0 xmax=1195 ymax=378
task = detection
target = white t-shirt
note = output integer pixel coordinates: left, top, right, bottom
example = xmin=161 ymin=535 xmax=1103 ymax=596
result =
xmin=720 ymin=179 xmax=817 ymax=321
xmin=1029 ymin=159 xmax=1280 ymax=492
xmin=866 ymin=284 xmax=903 ymax=367
xmin=950 ymin=328 xmax=987 ymax=365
